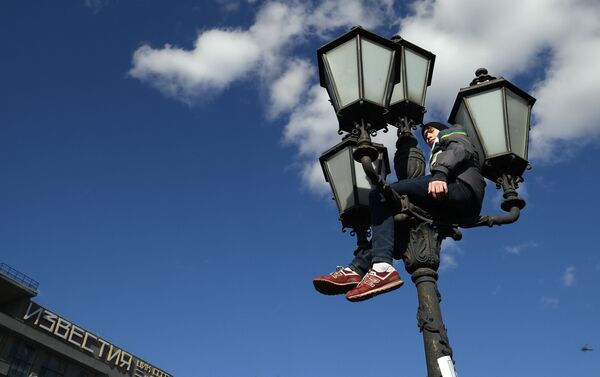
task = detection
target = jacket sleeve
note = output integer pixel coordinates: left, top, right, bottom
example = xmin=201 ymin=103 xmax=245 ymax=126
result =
xmin=430 ymin=128 xmax=476 ymax=182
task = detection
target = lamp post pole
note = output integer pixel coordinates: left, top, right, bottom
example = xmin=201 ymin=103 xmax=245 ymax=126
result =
xmin=392 ymin=118 xmax=455 ymax=377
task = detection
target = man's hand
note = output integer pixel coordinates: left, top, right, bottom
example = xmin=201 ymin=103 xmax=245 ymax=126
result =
xmin=428 ymin=180 xmax=448 ymax=200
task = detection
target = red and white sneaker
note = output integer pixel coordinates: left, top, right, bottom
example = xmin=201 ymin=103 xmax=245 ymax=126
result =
xmin=346 ymin=266 xmax=403 ymax=302
xmin=313 ymin=267 xmax=362 ymax=295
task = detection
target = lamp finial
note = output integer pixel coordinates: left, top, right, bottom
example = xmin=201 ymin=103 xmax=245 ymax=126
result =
xmin=469 ymin=68 xmax=496 ymax=86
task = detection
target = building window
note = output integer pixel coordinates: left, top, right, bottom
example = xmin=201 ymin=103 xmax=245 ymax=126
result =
xmin=40 ymin=354 xmax=66 ymax=377
xmin=7 ymin=342 xmax=36 ymax=377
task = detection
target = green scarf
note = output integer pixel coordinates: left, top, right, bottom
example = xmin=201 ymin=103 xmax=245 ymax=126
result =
xmin=430 ymin=138 xmax=442 ymax=168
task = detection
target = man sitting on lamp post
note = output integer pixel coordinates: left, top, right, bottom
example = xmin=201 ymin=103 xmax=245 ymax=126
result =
xmin=313 ymin=122 xmax=486 ymax=302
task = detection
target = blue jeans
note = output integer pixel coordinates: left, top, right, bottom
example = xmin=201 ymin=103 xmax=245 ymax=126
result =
xmin=349 ymin=175 xmax=479 ymax=273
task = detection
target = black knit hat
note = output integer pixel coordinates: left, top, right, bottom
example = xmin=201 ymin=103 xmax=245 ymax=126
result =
xmin=421 ymin=122 xmax=449 ymax=138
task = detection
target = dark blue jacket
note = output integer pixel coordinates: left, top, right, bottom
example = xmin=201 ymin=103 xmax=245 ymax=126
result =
xmin=430 ymin=125 xmax=486 ymax=208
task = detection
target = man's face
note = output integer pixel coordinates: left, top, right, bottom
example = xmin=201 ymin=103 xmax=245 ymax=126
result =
xmin=423 ymin=127 xmax=440 ymax=147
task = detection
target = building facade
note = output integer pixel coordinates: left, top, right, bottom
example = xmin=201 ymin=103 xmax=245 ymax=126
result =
xmin=0 ymin=264 xmax=171 ymax=377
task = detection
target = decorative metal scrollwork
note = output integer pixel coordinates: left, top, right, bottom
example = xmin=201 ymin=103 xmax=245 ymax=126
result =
xmin=417 ymin=305 xmax=435 ymax=332
xmin=496 ymin=173 xmax=523 ymax=190
xmin=349 ymin=228 xmax=371 ymax=238
xmin=417 ymin=305 xmax=453 ymax=357
xmin=403 ymin=222 xmax=441 ymax=273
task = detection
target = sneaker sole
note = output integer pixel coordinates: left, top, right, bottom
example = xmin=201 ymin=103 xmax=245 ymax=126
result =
xmin=346 ymin=279 xmax=404 ymax=302
xmin=313 ymin=279 xmax=359 ymax=295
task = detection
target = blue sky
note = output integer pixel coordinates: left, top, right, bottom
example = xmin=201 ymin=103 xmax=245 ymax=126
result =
xmin=1 ymin=1 xmax=600 ymax=376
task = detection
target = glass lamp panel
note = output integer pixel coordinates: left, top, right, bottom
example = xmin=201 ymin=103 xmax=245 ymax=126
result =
xmin=354 ymin=156 xmax=377 ymax=206
xmin=454 ymin=102 xmax=485 ymax=167
xmin=405 ymin=49 xmax=429 ymax=105
xmin=389 ymin=79 xmax=405 ymax=105
xmin=389 ymin=50 xmax=404 ymax=105
xmin=361 ymin=38 xmax=394 ymax=106
xmin=323 ymin=38 xmax=359 ymax=108
xmin=325 ymin=147 xmax=356 ymax=213
xmin=323 ymin=68 xmax=340 ymax=112
xmin=466 ymin=88 xmax=508 ymax=156
xmin=506 ymin=89 xmax=530 ymax=160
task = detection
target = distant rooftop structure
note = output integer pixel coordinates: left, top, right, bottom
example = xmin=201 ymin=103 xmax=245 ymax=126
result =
xmin=0 ymin=262 xmax=39 ymax=292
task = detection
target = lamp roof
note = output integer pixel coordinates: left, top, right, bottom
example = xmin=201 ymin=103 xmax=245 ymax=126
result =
xmin=390 ymin=35 xmax=436 ymax=86
xmin=317 ymin=26 xmax=401 ymax=89
xmin=448 ymin=73 xmax=536 ymax=124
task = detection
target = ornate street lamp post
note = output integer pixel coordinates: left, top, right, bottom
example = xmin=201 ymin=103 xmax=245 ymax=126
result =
xmin=315 ymin=27 xmax=536 ymax=377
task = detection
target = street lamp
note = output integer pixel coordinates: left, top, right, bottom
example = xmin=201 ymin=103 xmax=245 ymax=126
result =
xmin=319 ymin=136 xmax=390 ymax=248
xmin=387 ymin=35 xmax=436 ymax=125
xmin=384 ymin=36 xmax=436 ymax=183
xmin=317 ymin=26 xmax=400 ymax=133
xmin=449 ymin=68 xmax=536 ymax=224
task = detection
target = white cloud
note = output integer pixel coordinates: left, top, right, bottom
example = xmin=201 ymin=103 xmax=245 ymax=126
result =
xmin=129 ymin=0 xmax=394 ymax=105
xmin=126 ymin=0 xmax=405 ymax=190
xmin=268 ymin=59 xmax=313 ymax=118
xmin=562 ymin=266 xmax=576 ymax=287
xmin=129 ymin=30 xmax=261 ymax=102
xmin=439 ymin=238 xmax=464 ymax=271
xmin=283 ymin=85 xmax=339 ymax=157
xmin=504 ymin=240 xmax=539 ymax=256
xmin=283 ymin=85 xmax=340 ymax=190
xmin=540 ymin=296 xmax=559 ymax=309
xmin=310 ymin=0 xmax=396 ymax=37
xmin=129 ymin=2 xmax=307 ymax=103
xmin=440 ymin=253 xmax=457 ymax=271
xmin=301 ymin=160 xmax=331 ymax=194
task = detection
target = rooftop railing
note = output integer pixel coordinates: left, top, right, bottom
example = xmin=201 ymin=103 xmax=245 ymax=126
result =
xmin=0 ymin=263 xmax=39 ymax=291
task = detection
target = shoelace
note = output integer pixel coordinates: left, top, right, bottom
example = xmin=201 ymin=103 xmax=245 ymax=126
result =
xmin=331 ymin=266 xmax=346 ymax=276
xmin=362 ymin=274 xmax=380 ymax=287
